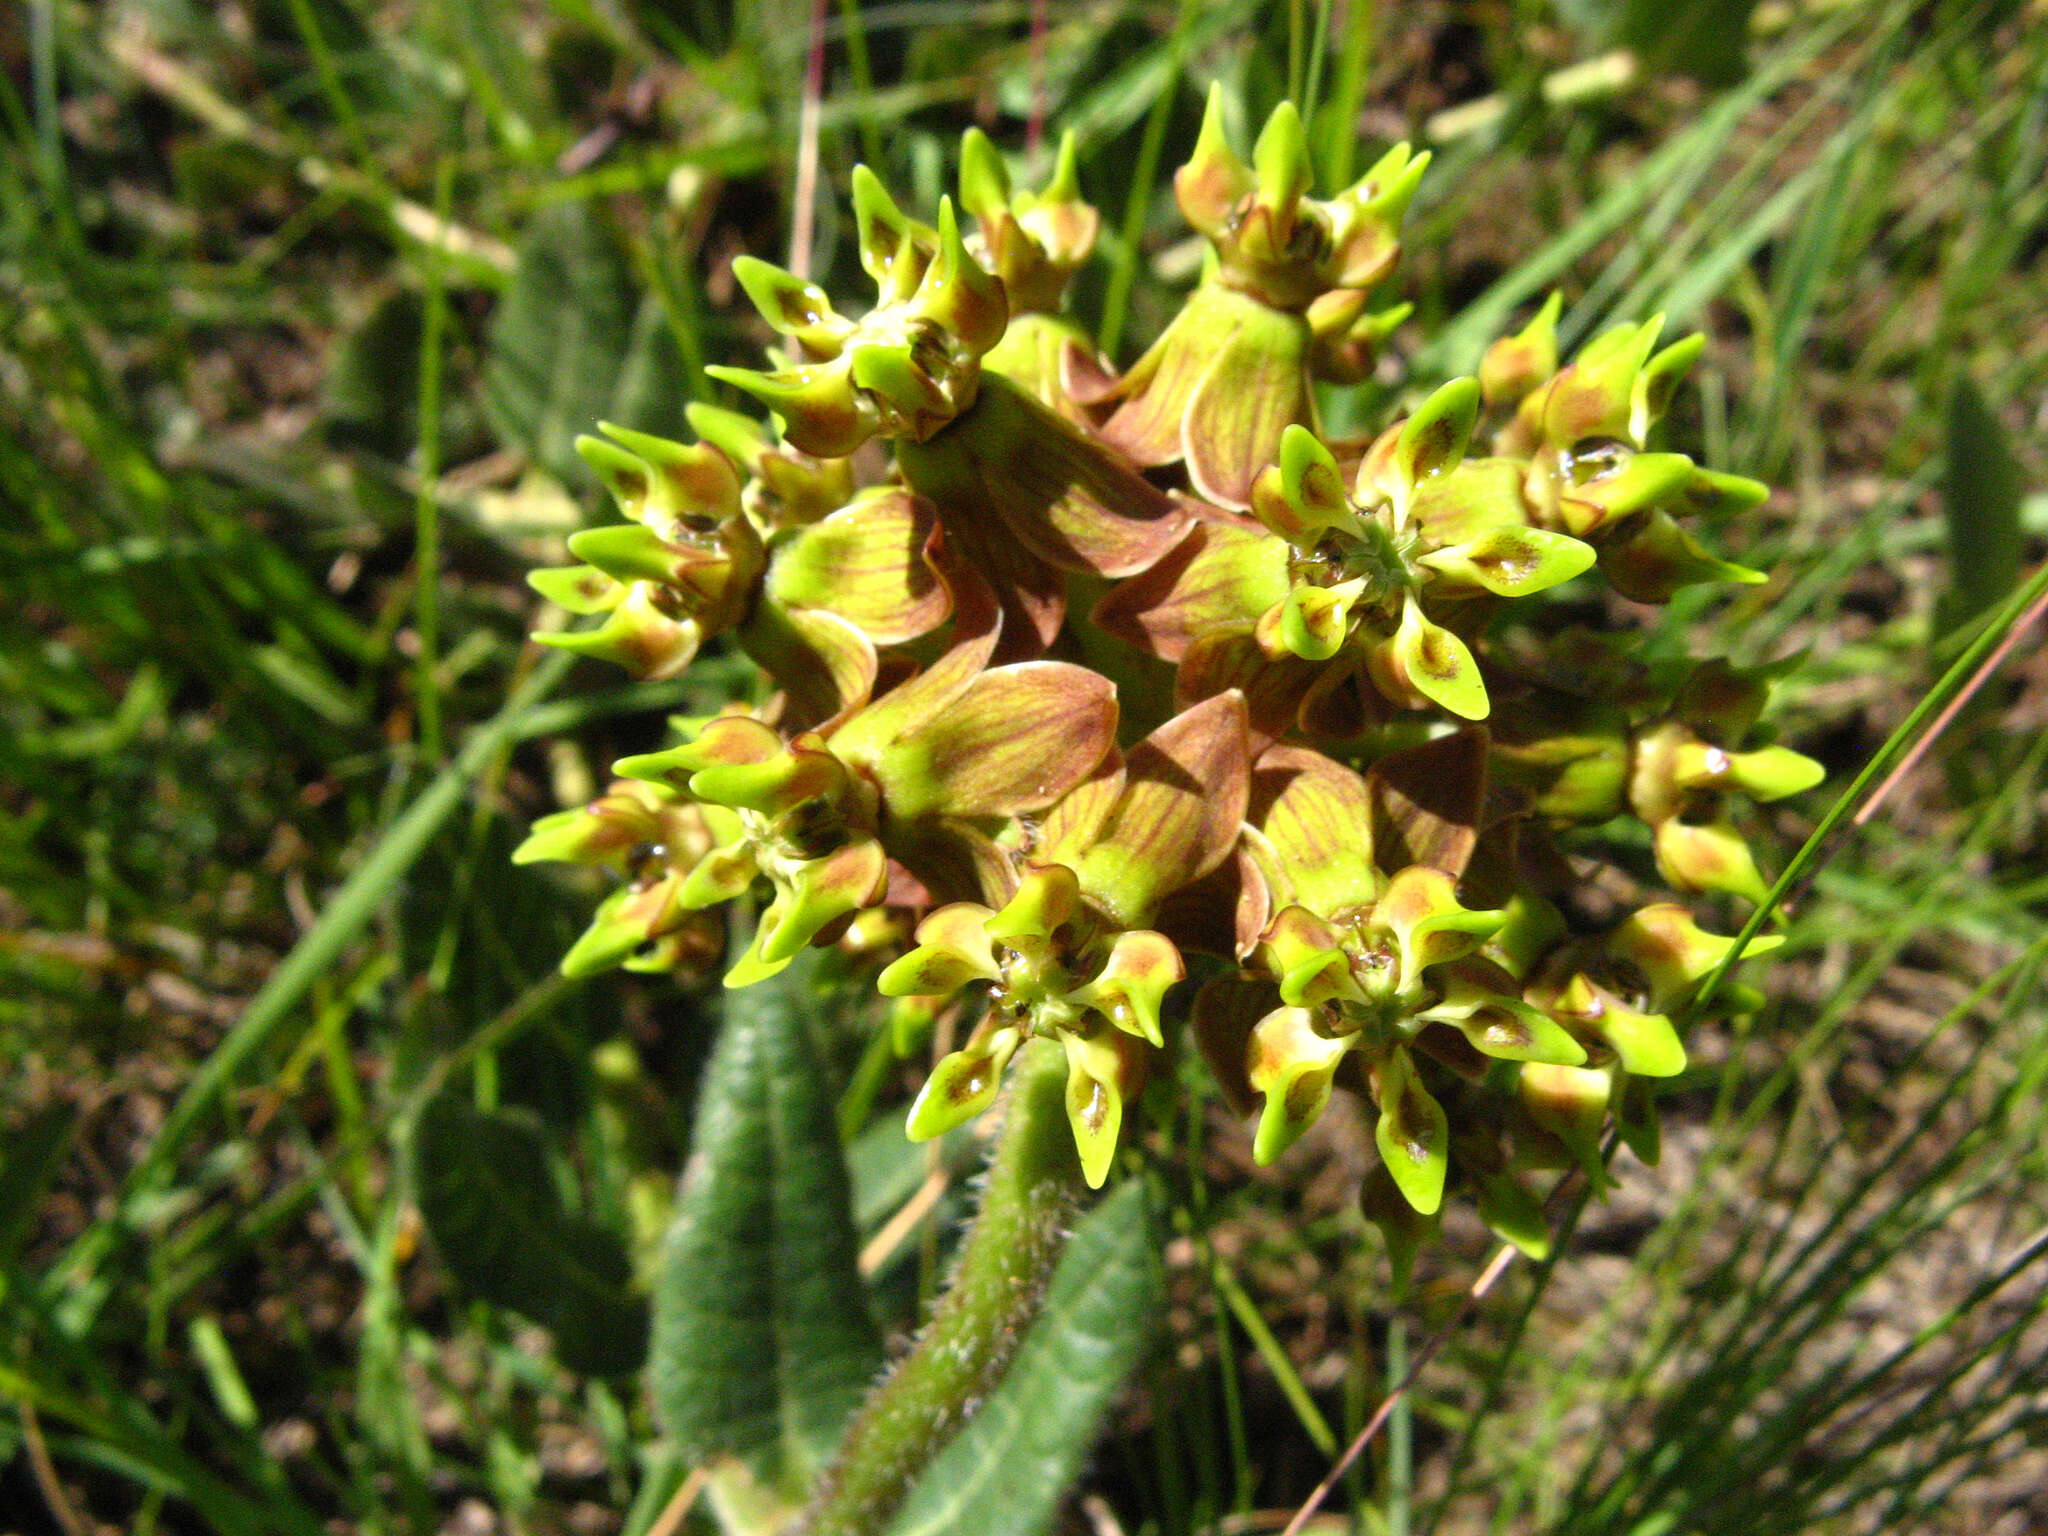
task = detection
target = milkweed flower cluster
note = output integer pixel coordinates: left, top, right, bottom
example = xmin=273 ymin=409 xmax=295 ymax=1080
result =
xmin=516 ymin=93 xmax=1819 ymax=1274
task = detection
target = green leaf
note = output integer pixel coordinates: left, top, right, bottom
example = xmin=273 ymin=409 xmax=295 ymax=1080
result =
xmin=649 ymin=949 xmax=884 ymax=1486
xmin=1937 ymin=378 xmax=2026 ymax=636
xmin=320 ymin=289 xmax=424 ymax=458
xmin=883 ymin=1180 xmax=1165 ymax=1536
xmin=0 ymin=1105 xmax=77 ymax=1267
xmin=483 ymin=203 xmax=638 ymax=482
xmin=413 ymin=1092 xmax=648 ymax=1377
xmin=1619 ymin=0 xmax=1761 ymax=86
xmin=608 ymin=294 xmax=695 ymax=443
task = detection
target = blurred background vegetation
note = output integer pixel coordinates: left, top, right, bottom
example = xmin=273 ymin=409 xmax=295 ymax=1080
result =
xmin=4 ymin=0 xmax=2047 ymax=1532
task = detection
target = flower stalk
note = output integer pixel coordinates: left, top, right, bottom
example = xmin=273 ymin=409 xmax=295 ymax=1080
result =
xmin=794 ymin=1037 xmax=1084 ymax=1536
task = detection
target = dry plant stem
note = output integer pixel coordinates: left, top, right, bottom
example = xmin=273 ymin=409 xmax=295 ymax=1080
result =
xmin=21 ymin=1402 xmax=91 ymax=1536
xmin=644 ymin=1466 xmax=709 ymax=1536
xmin=1852 ymin=576 xmax=2048 ymax=828
xmin=795 ymin=1037 xmax=1085 ymax=1536
xmin=106 ymin=30 xmax=512 ymax=275
xmin=1278 ymin=1241 xmax=1520 ymax=1536
xmin=790 ymin=0 xmax=831 ymax=279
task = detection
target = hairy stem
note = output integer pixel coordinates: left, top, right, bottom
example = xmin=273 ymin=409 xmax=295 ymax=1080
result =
xmin=795 ymin=1037 xmax=1083 ymax=1536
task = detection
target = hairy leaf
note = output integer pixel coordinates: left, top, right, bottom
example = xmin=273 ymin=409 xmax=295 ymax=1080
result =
xmin=414 ymin=1093 xmax=648 ymax=1377
xmin=483 ymin=203 xmax=638 ymax=482
xmin=1937 ymin=378 xmax=2025 ymax=636
xmin=649 ymin=951 xmax=883 ymax=1485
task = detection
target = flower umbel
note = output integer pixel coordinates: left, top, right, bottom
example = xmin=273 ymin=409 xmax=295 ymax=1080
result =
xmin=519 ymin=107 xmax=1815 ymax=1271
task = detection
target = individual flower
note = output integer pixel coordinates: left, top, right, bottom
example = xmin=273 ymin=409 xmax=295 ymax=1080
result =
xmin=602 ymin=716 xmax=892 ymax=988
xmin=1492 ymin=311 xmax=1774 ymax=601
xmin=881 ymin=693 xmax=1251 ymax=1185
xmin=554 ymin=577 xmax=1119 ymax=988
xmin=956 ymin=129 xmax=1107 ymax=422
xmin=532 ymin=410 xmax=969 ymax=730
xmin=1181 ymin=742 xmax=1575 ymax=1214
xmin=711 ymin=176 xmax=1008 ymax=456
xmin=1255 ymin=402 xmax=1595 ymax=718
xmin=530 ymin=424 xmax=765 ymax=680
xmin=1098 ymin=89 xmax=1426 ymax=507
xmin=510 ymin=776 xmax=727 ymax=977
xmin=881 ymin=865 xmax=1177 ymax=1189
xmin=1098 ymin=388 xmax=1595 ymax=733
xmin=1627 ymin=660 xmax=1824 ymax=902
xmin=1522 ymin=902 xmax=1784 ymax=1084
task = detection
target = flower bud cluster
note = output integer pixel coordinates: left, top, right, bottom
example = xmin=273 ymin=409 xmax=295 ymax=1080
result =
xmin=517 ymin=107 xmax=1819 ymax=1272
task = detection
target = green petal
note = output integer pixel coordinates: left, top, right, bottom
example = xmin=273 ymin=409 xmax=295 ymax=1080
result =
xmin=1542 ymin=317 xmax=1662 ymax=448
xmin=511 ymin=788 xmax=660 ymax=868
xmin=686 ymin=744 xmax=844 ymax=818
xmin=907 ymin=1025 xmax=1022 ymax=1141
xmin=1478 ymin=291 xmax=1561 ymax=412
xmin=528 ymin=563 xmax=623 ymax=616
xmin=1249 ymin=746 xmax=1381 ymax=917
xmin=1418 ymin=525 xmax=1595 ymax=597
xmin=985 ymin=864 xmax=1082 ymax=946
xmin=534 ymin=585 xmax=700 ymax=680
xmin=681 ymin=401 xmax=769 ymax=472
xmin=1372 ymin=1048 xmax=1449 ymax=1215
xmin=726 ymin=838 xmax=887 ymax=988
xmin=873 ymin=661 xmax=1117 ymax=821
xmin=1073 ymin=692 xmax=1251 ymax=928
xmin=1615 ymin=1076 xmax=1663 ymax=1166
xmin=1248 ymin=1006 xmax=1350 ymax=1165
xmin=957 ymin=126 xmax=1011 ymax=223
xmin=1061 ymin=1029 xmax=1139 ymax=1189
xmin=566 ymin=523 xmax=691 ymax=587
xmin=851 ymin=164 xmax=928 ymax=288
xmin=848 ymin=343 xmax=949 ymax=421
xmin=884 ymin=902 xmax=1001 ymax=993
xmin=674 ymin=843 xmax=759 ymax=911
xmin=1428 ymin=986 xmax=1588 ymax=1067
xmin=1632 ymin=332 xmax=1706 ymax=441
xmin=1174 ymin=83 xmax=1253 ymax=238
xmin=704 ymin=361 xmax=872 ymax=460
xmin=1654 ymin=817 xmax=1772 ymax=904
xmin=1517 ymin=1062 xmax=1612 ymax=1184
xmin=1608 ymin=904 xmax=1783 ymax=1012
xmin=1070 ymin=930 xmax=1184 ymax=1046
xmin=1276 ymin=583 xmax=1356 ymax=662
xmin=1554 ymin=450 xmax=1697 ymax=538
xmin=1542 ymin=973 xmax=1683 ymax=1077
xmin=1250 ymin=100 xmax=1311 ymax=216
xmin=1327 ymin=142 xmax=1428 ymax=289
xmin=561 ymin=883 xmax=673 ymax=978
xmin=732 ymin=256 xmax=843 ymax=351
xmin=916 ymin=198 xmax=1008 ymax=356
xmin=1672 ymin=742 xmax=1825 ymax=802
xmin=1381 ymin=596 xmax=1489 ymax=720
xmin=1271 ymin=423 xmax=1353 ymax=541
xmin=1386 ymin=377 xmax=1480 ymax=514
xmin=1674 ymin=466 xmax=1771 ymax=519
xmin=766 ymin=487 xmax=949 ymax=645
